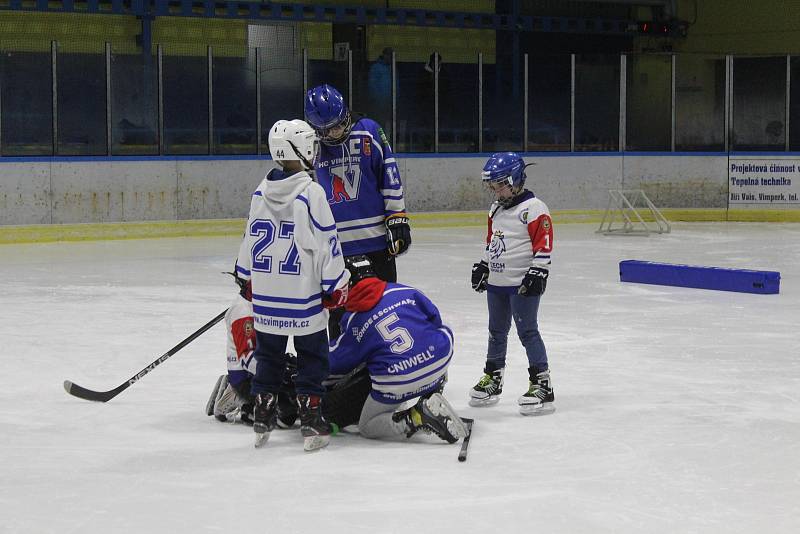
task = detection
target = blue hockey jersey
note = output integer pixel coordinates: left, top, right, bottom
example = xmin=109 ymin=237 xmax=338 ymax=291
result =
xmin=314 ymin=117 xmax=406 ymax=256
xmin=328 ymin=282 xmax=454 ymax=404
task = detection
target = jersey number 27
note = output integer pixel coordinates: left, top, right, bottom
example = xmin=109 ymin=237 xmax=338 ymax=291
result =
xmin=250 ymin=219 xmax=300 ymax=275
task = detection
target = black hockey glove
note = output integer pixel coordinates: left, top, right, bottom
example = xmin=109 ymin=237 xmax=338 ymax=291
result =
xmin=471 ymin=261 xmax=489 ymax=292
xmin=518 ymin=266 xmax=549 ymax=296
xmin=385 ymin=215 xmax=412 ymax=256
xmin=240 ymin=280 xmax=252 ymax=301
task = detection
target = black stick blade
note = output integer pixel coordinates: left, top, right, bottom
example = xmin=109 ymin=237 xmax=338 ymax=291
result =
xmin=458 ymin=418 xmax=474 ymax=462
xmin=63 ymin=380 xmax=123 ymax=403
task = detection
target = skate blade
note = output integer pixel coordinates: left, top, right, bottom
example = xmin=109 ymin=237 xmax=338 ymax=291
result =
xmin=468 ymin=396 xmax=500 ymax=408
xmin=427 ymin=394 xmax=468 ymax=440
xmin=303 ymin=435 xmax=330 ymax=452
xmin=254 ymin=430 xmax=271 ymax=448
xmin=519 ymin=403 xmax=555 ymax=416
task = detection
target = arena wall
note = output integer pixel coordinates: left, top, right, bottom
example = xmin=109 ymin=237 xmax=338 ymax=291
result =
xmin=0 ymin=153 xmax=733 ymax=225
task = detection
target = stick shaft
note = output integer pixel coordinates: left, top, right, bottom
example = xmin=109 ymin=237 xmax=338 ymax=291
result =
xmin=64 ymin=308 xmax=228 ymax=402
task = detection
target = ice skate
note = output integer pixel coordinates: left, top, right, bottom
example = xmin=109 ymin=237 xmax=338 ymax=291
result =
xmin=469 ymin=367 xmax=504 ymax=407
xmin=276 ymin=355 xmax=298 ymax=428
xmin=518 ymin=368 xmax=555 ymax=416
xmin=253 ymin=392 xmax=278 ymax=448
xmin=297 ymin=394 xmax=332 ymax=451
xmin=396 ymin=392 xmax=467 ymax=444
xmin=213 ymin=380 xmax=246 ymax=423
xmin=205 ymin=375 xmax=226 ymax=416
xmin=276 ymin=391 xmax=298 ymax=428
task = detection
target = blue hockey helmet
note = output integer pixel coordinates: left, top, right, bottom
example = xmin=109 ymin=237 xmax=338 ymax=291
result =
xmin=481 ymin=152 xmax=530 ymax=206
xmin=304 ymin=84 xmax=352 ymax=145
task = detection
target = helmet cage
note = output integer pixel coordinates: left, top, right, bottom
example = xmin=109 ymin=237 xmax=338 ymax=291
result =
xmin=344 ymin=254 xmax=377 ymax=286
xmin=481 ymin=153 xmax=529 ymax=207
xmin=316 ymin=110 xmax=353 ymax=146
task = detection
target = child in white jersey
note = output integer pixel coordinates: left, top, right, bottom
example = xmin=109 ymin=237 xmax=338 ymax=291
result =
xmin=469 ymin=152 xmax=555 ymax=416
xmin=236 ymin=119 xmax=349 ymax=450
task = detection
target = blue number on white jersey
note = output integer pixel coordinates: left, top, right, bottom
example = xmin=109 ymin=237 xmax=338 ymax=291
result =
xmin=250 ymin=218 xmax=301 ymax=275
xmin=278 ymin=222 xmax=300 ymax=275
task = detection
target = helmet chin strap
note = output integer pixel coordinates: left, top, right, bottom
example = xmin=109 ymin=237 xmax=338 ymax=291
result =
xmin=288 ymin=141 xmax=314 ymax=171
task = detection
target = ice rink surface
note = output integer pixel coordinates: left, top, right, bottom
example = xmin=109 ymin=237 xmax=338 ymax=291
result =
xmin=1 ymin=222 xmax=799 ymax=534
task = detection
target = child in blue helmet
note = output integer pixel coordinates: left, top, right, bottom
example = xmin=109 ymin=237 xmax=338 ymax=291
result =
xmin=304 ymin=83 xmax=411 ymax=339
xmin=469 ymin=152 xmax=555 ymax=416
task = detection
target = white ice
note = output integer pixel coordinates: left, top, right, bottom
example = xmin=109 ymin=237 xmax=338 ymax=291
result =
xmin=1 ymin=223 xmax=799 ymax=534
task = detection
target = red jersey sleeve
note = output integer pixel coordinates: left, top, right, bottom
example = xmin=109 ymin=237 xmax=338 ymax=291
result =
xmin=231 ymin=316 xmax=256 ymax=360
xmin=527 ymin=214 xmax=553 ymax=255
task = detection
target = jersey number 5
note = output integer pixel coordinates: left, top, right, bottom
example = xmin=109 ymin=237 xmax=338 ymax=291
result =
xmin=250 ymin=219 xmax=301 ymax=275
xmin=375 ymin=312 xmax=414 ymax=354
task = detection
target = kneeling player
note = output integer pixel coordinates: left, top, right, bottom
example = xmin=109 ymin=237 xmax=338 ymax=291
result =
xmin=206 ymin=273 xmax=297 ymax=427
xmin=324 ymin=256 xmax=467 ymax=443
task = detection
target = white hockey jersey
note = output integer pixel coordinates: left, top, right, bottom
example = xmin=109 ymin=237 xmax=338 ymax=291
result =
xmin=236 ymin=168 xmax=349 ymax=335
xmin=225 ymin=294 xmax=257 ymax=387
xmin=482 ymin=190 xmax=553 ymax=293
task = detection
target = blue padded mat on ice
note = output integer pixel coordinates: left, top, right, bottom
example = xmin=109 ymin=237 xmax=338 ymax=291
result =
xmin=619 ymin=260 xmax=780 ymax=294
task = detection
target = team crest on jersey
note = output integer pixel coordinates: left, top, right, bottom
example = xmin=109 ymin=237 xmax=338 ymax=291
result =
xmin=362 ymin=137 xmax=371 ymax=156
xmin=488 ymin=231 xmax=506 ymax=260
xmin=519 ymin=209 xmax=529 ymax=224
xmin=329 ymin=166 xmax=361 ymax=204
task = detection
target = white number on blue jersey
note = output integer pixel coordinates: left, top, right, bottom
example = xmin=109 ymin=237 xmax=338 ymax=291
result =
xmin=375 ymin=312 xmax=414 ymax=354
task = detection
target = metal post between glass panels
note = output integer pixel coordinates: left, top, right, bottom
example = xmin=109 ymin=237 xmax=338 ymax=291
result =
xmin=157 ymin=44 xmax=164 ymax=156
xmin=52 ymin=41 xmax=58 ymax=156
xmin=0 ymin=54 xmax=3 ymax=154
xmin=207 ymin=46 xmax=213 ymax=155
xmin=725 ymin=55 xmax=732 ymax=152
xmin=434 ymin=52 xmax=439 ymax=153
xmin=786 ymin=55 xmax=791 ymax=152
xmin=523 ymin=53 xmax=528 ymax=152
xmin=391 ymin=50 xmax=397 ymax=150
xmin=671 ymin=54 xmax=676 ymax=152
xmin=478 ymin=52 xmax=483 ymax=153
xmin=106 ymin=42 xmax=112 ymax=156
xmin=348 ymin=49 xmax=353 ymax=110
xmin=618 ymin=54 xmax=625 ymax=153
xmin=570 ymin=53 xmax=576 ymax=152
xmin=256 ymin=48 xmax=262 ymax=155
xmin=302 ymin=48 xmax=308 ymax=94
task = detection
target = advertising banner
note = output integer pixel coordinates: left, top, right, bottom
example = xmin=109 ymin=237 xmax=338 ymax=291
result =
xmin=729 ymin=156 xmax=800 ymax=208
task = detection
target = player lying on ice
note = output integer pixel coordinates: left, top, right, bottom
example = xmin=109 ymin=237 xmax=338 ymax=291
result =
xmin=321 ymin=255 xmax=468 ymax=444
xmin=206 ymin=271 xmax=298 ymax=428
xmin=209 ymin=255 xmax=467 ymax=444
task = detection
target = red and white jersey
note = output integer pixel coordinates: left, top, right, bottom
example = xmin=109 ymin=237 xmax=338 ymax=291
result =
xmin=225 ymin=294 xmax=257 ymax=382
xmin=482 ymin=190 xmax=553 ymax=293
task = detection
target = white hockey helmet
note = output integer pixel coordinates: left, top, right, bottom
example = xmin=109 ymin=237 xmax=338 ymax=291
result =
xmin=268 ymin=119 xmax=319 ymax=170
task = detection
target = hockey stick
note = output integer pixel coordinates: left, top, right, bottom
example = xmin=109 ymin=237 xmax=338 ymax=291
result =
xmin=63 ymin=308 xmax=228 ymax=403
xmin=458 ymin=418 xmax=474 ymax=462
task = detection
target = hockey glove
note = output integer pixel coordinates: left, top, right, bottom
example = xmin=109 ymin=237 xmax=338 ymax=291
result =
xmin=385 ymin=215 xmax=412 ymax=256
xmin=471 ymin=261 xmax=489 ymax=292
xmin=518 ymin=266 xmax=549 ymax=296
xmin=322 ymin=284 xmax=349 ymax=309
xmin=240 ymin=280 xmax=252 ymax=301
